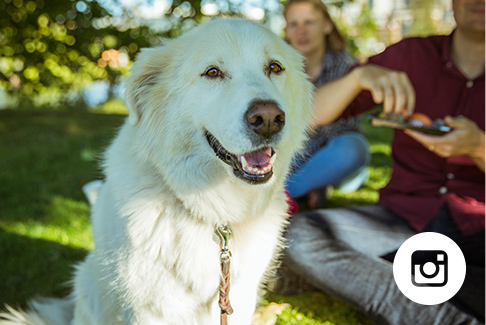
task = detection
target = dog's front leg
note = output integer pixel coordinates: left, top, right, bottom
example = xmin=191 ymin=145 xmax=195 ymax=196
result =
xmin=72 ymin=253 xmax=125 ymax=325
xmin=225 ymin=280 xmax=260 ymax=325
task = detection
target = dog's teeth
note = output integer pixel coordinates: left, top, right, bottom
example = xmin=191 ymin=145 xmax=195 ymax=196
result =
xmin=241 ymin=156 xmax=248 ymax=169
xmin=239 ymin=155 xmax=275 ymax=175
xmin=270 ymin=153 xmax=276 ymax=165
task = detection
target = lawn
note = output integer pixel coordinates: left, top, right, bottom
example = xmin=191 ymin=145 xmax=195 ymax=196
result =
xmin=0 ymin=108 xmax=393 ymax=324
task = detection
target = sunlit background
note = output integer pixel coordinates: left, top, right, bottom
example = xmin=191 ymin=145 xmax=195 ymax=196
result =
xmin=0 ymin=0 xmax=455 ymax=111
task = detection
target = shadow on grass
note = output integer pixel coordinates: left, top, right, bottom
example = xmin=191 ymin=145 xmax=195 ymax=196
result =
xmin=0 ymin=110 xmax=124 ymax=226
xmin=0 ymin=110 xmax=119 ymax=308
xmin=370 ymin=152 xmax=392 ymax=168
xmin=0 ymin=228 xmax=88 ymax=308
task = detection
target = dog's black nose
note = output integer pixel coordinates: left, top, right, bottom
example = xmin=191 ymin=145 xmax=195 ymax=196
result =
xmin=245 ymin=100 xmax=285 ymax=139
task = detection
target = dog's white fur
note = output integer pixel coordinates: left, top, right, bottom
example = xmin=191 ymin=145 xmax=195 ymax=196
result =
xmin=1 ymin=19 xmax=313 ymax=325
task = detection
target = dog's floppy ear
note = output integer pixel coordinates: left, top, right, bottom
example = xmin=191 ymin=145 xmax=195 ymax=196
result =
xmin=126 ymin=46 xmax=168 ymax=126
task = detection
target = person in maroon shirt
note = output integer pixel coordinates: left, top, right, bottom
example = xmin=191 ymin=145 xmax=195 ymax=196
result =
xmin=280 ymin=0 xmax=485 ymax=324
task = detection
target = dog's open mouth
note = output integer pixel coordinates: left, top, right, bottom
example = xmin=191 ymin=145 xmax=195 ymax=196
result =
xmin=205 ymin=132 xmax=275 ymax=185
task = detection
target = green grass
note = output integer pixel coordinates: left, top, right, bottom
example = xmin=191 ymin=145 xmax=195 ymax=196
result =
xmin=258 ymin=292 xmax=376 ymax=325
xmin=0 ymin=109 xmax=393 ymax=324
xmin=0 ymin=110 xmax=123 ymax=303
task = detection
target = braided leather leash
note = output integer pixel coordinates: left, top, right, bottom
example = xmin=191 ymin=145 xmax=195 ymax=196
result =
xmin=213 ymin=225 xmax=234 ymax=325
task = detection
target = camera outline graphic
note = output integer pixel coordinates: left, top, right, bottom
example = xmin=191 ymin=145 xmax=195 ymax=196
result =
xmin=411 ymin=250 xmax=448 ymax=287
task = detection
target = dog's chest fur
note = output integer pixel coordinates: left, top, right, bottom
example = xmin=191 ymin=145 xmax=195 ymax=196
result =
xmin=93 ymin=166 xmax=288 ymax=323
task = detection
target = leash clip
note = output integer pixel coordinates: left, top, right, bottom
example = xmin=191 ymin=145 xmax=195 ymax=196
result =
xmin=213 ymin=224 xmax=234 ymax=323
xmin=213 ymin=225 xmax=232 ymax=252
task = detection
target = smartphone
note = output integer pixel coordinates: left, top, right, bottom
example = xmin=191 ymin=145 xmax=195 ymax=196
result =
xmin=366 ymin=114 xmax=451 ymax=135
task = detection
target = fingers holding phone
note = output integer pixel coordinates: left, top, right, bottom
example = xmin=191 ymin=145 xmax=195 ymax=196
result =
xmin=404 ymin=116 xmax=485 ymax=160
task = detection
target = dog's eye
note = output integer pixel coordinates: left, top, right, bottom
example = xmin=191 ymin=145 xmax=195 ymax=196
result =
xmin=204 ymin=67 xmax=222 ymax=78
xmin=268 ymin=61 xmax=284 ymax=76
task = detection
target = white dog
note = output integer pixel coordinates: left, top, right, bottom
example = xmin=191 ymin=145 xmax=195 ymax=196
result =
xmin=1 ymin=19 xmax=313 ymax=325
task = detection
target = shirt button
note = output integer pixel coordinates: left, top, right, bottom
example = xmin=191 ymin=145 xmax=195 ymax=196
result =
xmin=466 ymin=80 xmax=474 ymax=88
xmin=446 ymin=173 xmax=454 ymax=180
xmin=446 ymin=62 xmax=453 ymax=68
xmin=439 ymin=186 xmax=448 ymax=194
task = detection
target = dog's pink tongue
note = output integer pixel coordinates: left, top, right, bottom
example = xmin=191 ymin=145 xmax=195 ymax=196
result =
xmin=244 ymin=147 xmax=272 ymax=167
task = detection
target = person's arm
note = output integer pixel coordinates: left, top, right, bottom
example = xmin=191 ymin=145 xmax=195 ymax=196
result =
xmin=313 ymin=64 xmax=416 ymax=125
xmin=405 ymin=116 xmax=485 ymax=172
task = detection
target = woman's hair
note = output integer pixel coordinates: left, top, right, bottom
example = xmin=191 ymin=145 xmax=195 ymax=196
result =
xmin=284 ymin=0 xmax=347 ymax=52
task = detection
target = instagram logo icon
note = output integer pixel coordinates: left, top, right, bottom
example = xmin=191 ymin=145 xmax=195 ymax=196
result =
xmin=411 ymin=250 xmax=447 ymax=287
xmin=393 ymin=233 xmax=465 ymax=305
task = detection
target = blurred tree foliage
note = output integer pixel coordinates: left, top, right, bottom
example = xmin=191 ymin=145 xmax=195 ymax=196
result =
xmin=0 ymin=0 xmax=160 ymax=107
xmin=0 ymin=0 xmax=254 ymax=108
xmin=1 ymin=0 xmax=446 ymax=109
xmin=335 ymin=5 xmax=383 ymax=58
xmin=408 ymin=0 xmax=453 ymax=37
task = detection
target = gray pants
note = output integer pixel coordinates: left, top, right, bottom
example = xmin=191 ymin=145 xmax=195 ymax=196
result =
xmin=284 ymin=204 xmax=484 ymax=325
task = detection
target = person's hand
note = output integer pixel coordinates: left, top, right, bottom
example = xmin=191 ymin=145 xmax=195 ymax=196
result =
xmin=354 ymin=64 xmax=416 ymax=116
xmin=312 ymin=64 xmax=415 ymax=126
xmin=404 ymin=115 xmax=485 ymax=160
